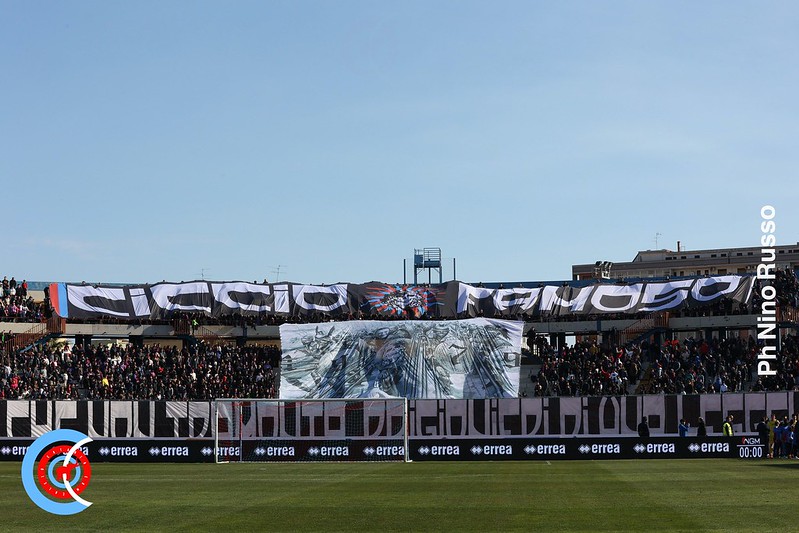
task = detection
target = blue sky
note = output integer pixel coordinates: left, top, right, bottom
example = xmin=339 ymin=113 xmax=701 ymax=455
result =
xmin=2 ymin=1 xmax=797 ymax=285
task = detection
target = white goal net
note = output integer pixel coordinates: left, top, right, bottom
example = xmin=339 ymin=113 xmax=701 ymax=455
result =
xmin=215 ymin=398 xmax=408 ymax=462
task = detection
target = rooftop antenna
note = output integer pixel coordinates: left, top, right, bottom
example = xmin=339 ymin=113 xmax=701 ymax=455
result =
xmin=654 ymin=232 xmax=662 ymax=249
xmin=199 ymin=267 xmax=210 ymax=280
xmin=270 ymin=265 xmax=287 ymax=281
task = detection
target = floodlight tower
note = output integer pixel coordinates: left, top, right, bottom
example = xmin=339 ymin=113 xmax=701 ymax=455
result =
xmin=414 ymin=248 xmax=443 ymax=284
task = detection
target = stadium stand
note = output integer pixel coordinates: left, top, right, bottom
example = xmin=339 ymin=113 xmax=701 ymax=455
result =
xmin=634 ymin=333 xmax=799 ymax=395
xmin=2 ymin=269 xmax=799 ymax=400
xmin=0 ymin=275 xmax=45 ymax=322
xmin=0 ymin=342 xmax=280 ymax=400
xmin=531 ymin=339 xmax=643 ymax=397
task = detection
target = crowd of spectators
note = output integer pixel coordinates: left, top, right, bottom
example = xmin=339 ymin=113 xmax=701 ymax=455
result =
xmin=3 ymin=269 xmax=799 ymax=401
xmin=3 ymin=333 xmax=799 ymax=401
xmin=530 ymin=333 xmax=799 ymax=397
xmin=1 ymin=275 xmax=48 ymax=322
xmin=635 ymin=334 xmax=799 ymax=395
xmin=531 ymin=339 xmax=643 ymax=397
xmin=639 ymin=337 xmax=755 ymax=394
xmin=752 ymin=334 xmax=799 ymax=393
xmin=753 ymin=267 xmax=799 ymax=308
xmin=0 ymin=342 xmax=280 ymax=401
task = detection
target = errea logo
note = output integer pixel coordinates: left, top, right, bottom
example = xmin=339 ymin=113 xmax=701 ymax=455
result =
xmin=470 ymin=445 xmax=513 ymax=456
xmin=580 ymin=443 xmax=621 ymax=454
xmin=417 ymin=445 xmax=460 ymax=456
xmin=634 ymin=443 xmax=675 ymax=454
xmin=689 ymin=442 xmax=729 ymax=453
xmin=524 ymin=444 xmax=566 ymax=455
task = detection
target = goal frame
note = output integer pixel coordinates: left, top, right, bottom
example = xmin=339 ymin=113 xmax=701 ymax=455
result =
xmin=214 ymin=398 xmax=410 ymax=463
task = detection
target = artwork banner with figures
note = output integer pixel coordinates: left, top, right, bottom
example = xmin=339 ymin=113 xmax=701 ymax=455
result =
xmin=278 ymin=319 xmax=523 ymax=399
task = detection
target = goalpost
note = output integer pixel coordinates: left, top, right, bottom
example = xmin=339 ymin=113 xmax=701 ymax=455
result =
xmin=214 ymin=398 xmax=409 ymax=463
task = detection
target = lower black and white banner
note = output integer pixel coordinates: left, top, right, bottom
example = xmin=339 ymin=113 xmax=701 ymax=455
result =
xmin=0 ymin=400 xmax=213 ymax=439
xmin=406 ymin=394 xmax=799 ymax=437
xmin=3 ymin=393 xmax=799 ymax=438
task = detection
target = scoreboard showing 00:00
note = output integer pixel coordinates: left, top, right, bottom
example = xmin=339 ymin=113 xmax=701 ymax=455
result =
xmin=737 ymin=439 xmax=765 ymax=459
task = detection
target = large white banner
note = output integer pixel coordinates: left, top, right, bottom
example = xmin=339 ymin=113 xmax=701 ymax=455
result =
xmin=279 ymin=319 xmax=523 ymax=399
xmin=53 ymin=275 xmax=754 ymax=320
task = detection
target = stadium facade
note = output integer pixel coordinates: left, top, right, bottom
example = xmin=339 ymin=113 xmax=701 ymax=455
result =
xmin=572 ymin=242 xmax=799 ymax=280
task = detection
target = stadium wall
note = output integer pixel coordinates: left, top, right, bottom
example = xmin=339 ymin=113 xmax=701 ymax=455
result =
xmin=0 ymin=393 xmax=788 ymax=462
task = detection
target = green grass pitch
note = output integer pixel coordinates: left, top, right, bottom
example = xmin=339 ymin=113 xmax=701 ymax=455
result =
xmin=1 ymin=459 xmax=795 ymax=532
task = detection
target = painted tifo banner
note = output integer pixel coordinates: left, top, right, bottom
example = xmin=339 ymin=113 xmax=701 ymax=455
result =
xmin=278 ymin=319 xmax=523 ymax=399
xmin=49 ymin=275 xmax=753 ymax=320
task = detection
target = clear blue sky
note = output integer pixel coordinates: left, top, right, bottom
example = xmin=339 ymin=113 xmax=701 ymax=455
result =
xmin=2 ymin=1 xmax=797 ymax=285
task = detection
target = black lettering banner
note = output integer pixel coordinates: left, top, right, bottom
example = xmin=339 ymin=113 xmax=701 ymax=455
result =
xmin=0 ymin=392 xmax=786 ymax=442
xmin=0 ymin=401 xmax=213 ymax=439
xmin=49 ymin=276 xmax=753 ymax=320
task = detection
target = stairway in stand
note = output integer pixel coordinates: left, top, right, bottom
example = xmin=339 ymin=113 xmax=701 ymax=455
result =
xmin=619 ymin=311 xmax=670 ymax=345
xmin=1 ymin=317 xmax=66 ymax=353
